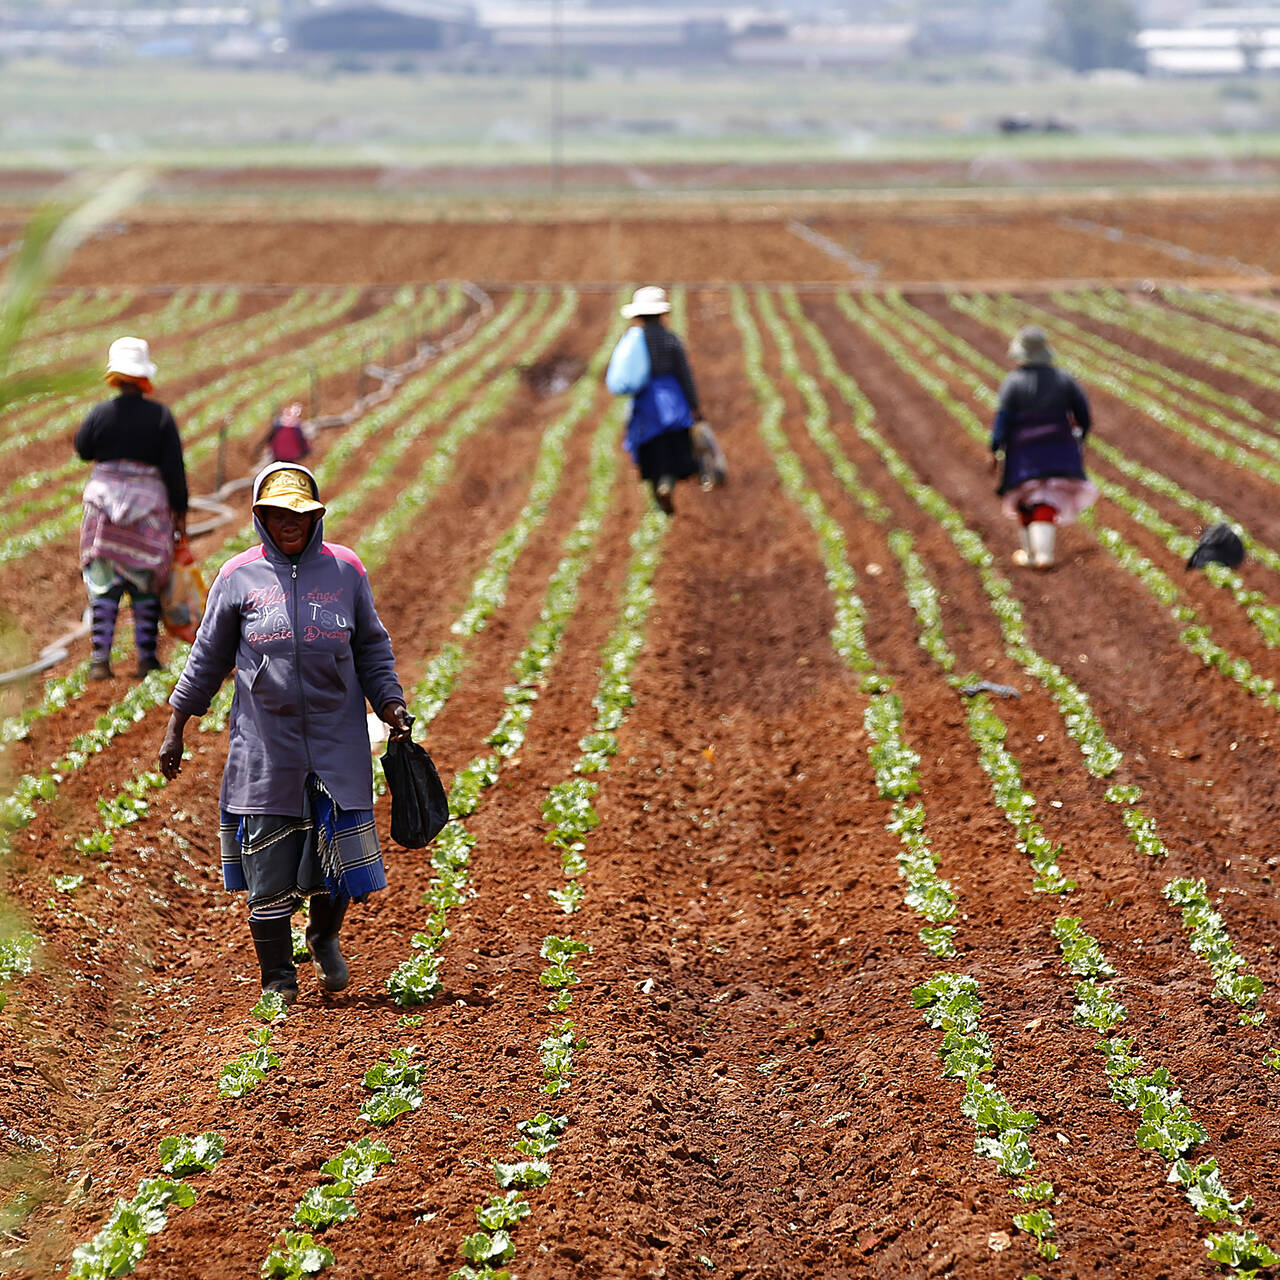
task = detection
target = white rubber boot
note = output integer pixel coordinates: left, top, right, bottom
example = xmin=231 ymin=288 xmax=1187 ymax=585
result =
xmin=1012 ymin=526 xmax=1033 ymax=568
xmin=1029 ymin=520 xmax=1056 ymax=570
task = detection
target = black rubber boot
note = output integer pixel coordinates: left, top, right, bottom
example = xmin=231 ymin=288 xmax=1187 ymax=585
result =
xmin=306 ymin=895 xmax=350 ymax=992
xmin=249 ymin=916 xmax=298 ymax=1005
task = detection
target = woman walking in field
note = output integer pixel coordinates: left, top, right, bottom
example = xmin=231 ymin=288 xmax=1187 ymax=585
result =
xmin=75 ymin=337 xmax=188 ymax=679
xmin=989 ymin=325 xmax=1098 ymax=571
xmin=608 ymin=286 xmax=724 ymax=515
xmin=158 ymin=462 xmax=413 ymax=1004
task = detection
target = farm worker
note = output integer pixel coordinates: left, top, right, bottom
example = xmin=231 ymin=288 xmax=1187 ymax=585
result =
xmin=261 ymin=402 xmax=314 ymax=465
xmin=989 ymin=326 xmax=1098 ymax=571
xmin=612 ymin=285 xmax=723 ymax=516
xmin=157 ymin=462 xmax=413 ymax=1005
xmin=74 ymin=336 xmax=188 ymax=680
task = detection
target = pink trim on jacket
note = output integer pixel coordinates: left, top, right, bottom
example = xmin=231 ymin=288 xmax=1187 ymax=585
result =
xmin=218 ymin=545 xmax=267 ymax=579
xmin=322 ymin=542 xmax=367 ymax=576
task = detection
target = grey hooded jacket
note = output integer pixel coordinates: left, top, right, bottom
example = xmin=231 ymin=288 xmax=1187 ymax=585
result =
xmin=169 ymin=463 xmax=404 ymax=816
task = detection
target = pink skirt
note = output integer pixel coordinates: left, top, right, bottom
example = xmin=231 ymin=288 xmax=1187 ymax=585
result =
xmin=1001 ymin=477 xmax=1099 ymax=525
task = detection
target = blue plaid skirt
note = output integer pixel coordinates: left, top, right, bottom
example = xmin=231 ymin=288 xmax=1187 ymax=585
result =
xmin=219 ymin=775 xmax=386 ymax=919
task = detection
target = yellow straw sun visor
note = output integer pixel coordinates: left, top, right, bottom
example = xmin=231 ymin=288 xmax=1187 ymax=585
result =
xmin=253 ymin=468 xmax=326 ymax=517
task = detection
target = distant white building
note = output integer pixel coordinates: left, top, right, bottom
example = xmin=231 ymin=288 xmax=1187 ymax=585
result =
xmin=1137 ymin=22 xmax=1280 ymax=72
xmin=730 ymin=21 xmax=916 ymax=66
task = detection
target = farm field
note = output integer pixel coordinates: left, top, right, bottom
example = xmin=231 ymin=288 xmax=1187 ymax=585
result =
xmin=2 ymin=195 xmax=1280 ymax=1280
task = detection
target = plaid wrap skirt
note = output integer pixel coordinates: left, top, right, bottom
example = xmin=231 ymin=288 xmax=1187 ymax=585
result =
xmin=219 ymin=775 xmax=386 ymax=919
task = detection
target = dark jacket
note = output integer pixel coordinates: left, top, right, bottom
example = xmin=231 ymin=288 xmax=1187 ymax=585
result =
xmin=642 ymin=319 xmax=699 ymax=416
xmin=624 ymin=320 xmax=700 ymax=458
xmin=74 ymin=392 xmax=188 ymax=513
xmin=169 ymin=465 xmax=404 ymax=816
xmin=991 ymin=365 xmax=1091 ymax=495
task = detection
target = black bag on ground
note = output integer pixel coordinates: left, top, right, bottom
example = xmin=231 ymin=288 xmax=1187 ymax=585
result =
xmin=382 ymin=735 xmax=449 ymax=848
xmin=1186 ymin=522 xmax=1244 ymax=571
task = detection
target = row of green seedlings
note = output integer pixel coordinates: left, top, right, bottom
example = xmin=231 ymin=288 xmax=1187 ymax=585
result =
xmin=200 ymin=287 xmax=582 ymax=737
xmin=873 ymin=290 xmax=1280 ymax=671
xmin=449 ymin=512 xmax=674 ymax=1275
xmin=883 ymin=291 xmax=1280 ymax=590
xmin=385 ymin=403 xmax=637 ymax=1008
xmin=0 ymin=284 xmax=479 ymax=765
xmin=20 ymin=286 xmax=238 ymax=378
xmin=892 ymin=292 xmax=1280 ymax=728
xmin=770 ymin=293 xmax=1280 ymax=1263
xmin=259 ymin=1044 xmax=419 ymax=1274
xmin=18 ymin=286 xmax=136 ymax=346
xmin=1050 ymin=914 xmax=1280 ymax=1276
xmin=791 ymin=290 xmax=1270 ymax=1025
xmin=0 ymin=285 xmax=441 ymax=565
xmin=1160 ymin=287 xmax=1280 ymax=345
xmin=1055 ymin=287 xmax=1280 ymax=396
xmin=886 ymin=526 xmax=1266 ymax=1264
xmin=1 ymin=285 xmax=230 ymax=471
xmin=1 ymin=285 xmax=340 ymax=497
xmin=216 ymin=990 xmax=292 ymax=1100
xmin=0 ymin=288 xmax=508 ymax=1013
xmin=440 ymin=288 xmax=689 ymax=1276
xmin=66 ymin=1131 xmax=225 ymax=1280
xmin=1050 ymin=289 xmax=1271 ymax=425
xmin=755 ymin=288 xmax=1079 ymax=899
xmin=1038 ymin=289 xmax=1273 ymax=429
xmin=272 ymin=350 xmax=642 ymax=1275
xmin=449 ymin=460 xmax=676 ymax=1279
xmin=954 ymin=291 xmax=1280 ymax=487
xmin=733 ymin=285 xmax=1060 ymax=1261
xmin=2 ymin=286 xmax=246 ymax=472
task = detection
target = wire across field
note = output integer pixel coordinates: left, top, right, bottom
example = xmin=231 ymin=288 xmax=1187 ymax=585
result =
xmin=2 ymin=226 xmax=1280 ymax=1280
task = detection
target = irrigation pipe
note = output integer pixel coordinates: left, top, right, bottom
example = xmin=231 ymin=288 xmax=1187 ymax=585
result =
xmin=0 ymin=282 xmax=493 ymax=688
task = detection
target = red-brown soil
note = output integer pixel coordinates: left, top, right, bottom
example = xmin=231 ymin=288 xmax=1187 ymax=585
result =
xmin=2 ymin=200 xmax=1280 ymax=1280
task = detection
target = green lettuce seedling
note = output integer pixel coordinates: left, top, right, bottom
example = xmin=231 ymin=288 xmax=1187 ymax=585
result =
xmin=158 ymin=1131 xmax=225 ymax=1177
xmin=262 ymin=1230 xmax=335 ymax=1278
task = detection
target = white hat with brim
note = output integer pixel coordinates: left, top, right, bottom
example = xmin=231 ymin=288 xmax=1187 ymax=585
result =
xmin=621 ymin=286 xmax=671 ymax=319
xmin=106 ymin=336 xmax=157 ymax=380
xmin=1008 ymin=326 xmax=1053 ymax=366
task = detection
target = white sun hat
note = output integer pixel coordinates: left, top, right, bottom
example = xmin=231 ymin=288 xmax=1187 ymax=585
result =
xmin=106 ymin=336 xmax=157 ymax=380
xmin=621 ymin=286 xmax=671 ymax=319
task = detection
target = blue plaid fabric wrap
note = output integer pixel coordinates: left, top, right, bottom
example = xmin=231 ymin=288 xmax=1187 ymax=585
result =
xmin=219 ymin=774 xmax=385 ymax=919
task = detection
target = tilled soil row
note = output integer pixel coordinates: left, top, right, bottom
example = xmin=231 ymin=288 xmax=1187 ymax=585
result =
xmin=3 ymin=275 xmax=1280 ymax=1280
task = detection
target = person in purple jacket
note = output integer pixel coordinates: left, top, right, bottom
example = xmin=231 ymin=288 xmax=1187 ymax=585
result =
xmin=158 ymin=462 xmax=413 ymax=1005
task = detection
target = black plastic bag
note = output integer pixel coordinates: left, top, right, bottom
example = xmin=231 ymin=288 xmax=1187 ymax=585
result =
xmin=382 ymin=735 xmax=449 ymax=849
xmin=1186 ymin=522 xmax=1244 ymax=571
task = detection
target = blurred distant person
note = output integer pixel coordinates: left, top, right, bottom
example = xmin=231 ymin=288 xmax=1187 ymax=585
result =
xmin=262 ymin=401 xmax=313 ymax=465
xmin=989 ymin=326 xmax=1097 ymax=571
xmin=75 ymin=336 xmax=187 ymax=680
xmin=607 ymin=286 xmax=723 ymax=516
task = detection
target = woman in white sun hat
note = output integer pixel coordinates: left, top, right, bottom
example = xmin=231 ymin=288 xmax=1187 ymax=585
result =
xmin=989 ymin=325 xmax=1097 ymax=571
xmin=612 ymin=285 xmax=720 ymax=516
xmin=74 ymin=336 xmax=188 ymax=679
